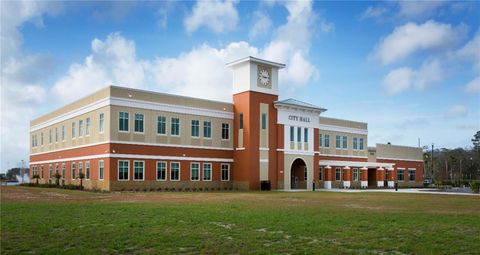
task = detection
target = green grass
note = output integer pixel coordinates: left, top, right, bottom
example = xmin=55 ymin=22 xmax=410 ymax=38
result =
xmin=1 ymin=187 xmax=479 ymax=254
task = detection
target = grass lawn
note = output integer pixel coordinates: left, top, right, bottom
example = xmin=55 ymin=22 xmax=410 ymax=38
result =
xmin=1 ymin=187 xmax=479 ymax=254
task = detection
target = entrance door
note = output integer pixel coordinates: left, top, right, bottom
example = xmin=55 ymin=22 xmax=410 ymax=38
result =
xmin=291 ymin=158 xmax=307 ymax=189
xmin=367 ymin=168 xmax=376 ymax=187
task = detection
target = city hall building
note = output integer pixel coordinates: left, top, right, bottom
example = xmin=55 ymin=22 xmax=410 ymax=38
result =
xmin=29 ymin=57 xmax=423 ymax=191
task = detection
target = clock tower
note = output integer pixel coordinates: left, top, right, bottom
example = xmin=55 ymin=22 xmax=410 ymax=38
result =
xmin=226 ymin=57 xmax=285 ymax=190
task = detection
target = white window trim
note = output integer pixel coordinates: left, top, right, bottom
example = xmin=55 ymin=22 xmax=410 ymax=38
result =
xmin=203 ymin=163 xmax=212 ymax=181
xmin=408 ymin=168 xmax=416 ymax=182
xmin=134 ymin=113 xmax=145 ymax=134
xmin=85 ymin=161 xmax=90 ymax=180
xmin=190 ymin=162 xmax=200 ymax=181
xmin=156 ymin=161 xmax=167 ymax=181
xmin=335 ymin=167 xmax=341 ymax=181
xmin=62 ymin=125 xmax=66 ymax=142
xmin=191 ymin=120 xmax=200 ymax=139
xmin=221 ymin=123 xmax=230 ymax=141
xmin=78 ymin=120 xmax=84 ymax=138
xmin=118 ymin=111 xmax=130 ymax=133
xmin=98 ymin=160 xmax=104 ymax=180
xmin=397 ymin=168 xmax=405 ymax=182
xmin=170 ymin=117 xmax=181 ymax=137
xmin=99 ymin=113 xmax=105 ymax=134
xmin=85 ymin=118 xmax=91 ymax=137
xmin=353 ymin=168 xmax=359 ymax=181
xmin=170 ymin=162 xmax=181 ymax=181
xmin=203 ymin=121 xmax=212 ymax=140
xmin=221 ymin=163 xmax=230 ymax=181
xmin=156 ymin=115 xmax=167 ymax=136
xmin=133 ymin=160 xmax=145 ymax=181
xmin=61 ymin=163 xmax=66 ymax=180
xmin=118 ymin=160 xmax=130 ymax=181
xmin=71 ymin=162 xmax=76 ymax=180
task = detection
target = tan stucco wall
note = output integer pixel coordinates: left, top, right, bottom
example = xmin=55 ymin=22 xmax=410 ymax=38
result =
xmin=319 ymin=116 xmax=367 ymax=130
xmin=376 ymin=143 xmax=423 ymax=160
xmin=317 ymin=130 xmax=367 ymax=157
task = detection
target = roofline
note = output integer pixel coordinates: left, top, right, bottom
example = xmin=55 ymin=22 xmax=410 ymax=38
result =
xmin=226 ymin=56 xmax=286 ymax=68
xmin=274 ymin=101 xmax=327 ymax=113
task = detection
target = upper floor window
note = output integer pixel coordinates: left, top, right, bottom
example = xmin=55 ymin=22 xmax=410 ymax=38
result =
xmin=353 ymin=137 xmax=358 ymax=150
xmin=304 ymin=128 xmax=308 ymax=143
xmin=239 ymin=113 xmax=243 ymax=129
xmin=99 ymin=113 xmax=105 ymax=133
xmin=335 ymin=135 xmax=340 ymax=148
xmin=359 ymin=138 xmax=364 ymax=150
xmin=49 ymin=129 xmax=52 ymax=144
xmin=203 ymin=121 xmax=211 ymax=138
xmin=222 ymin=123 xmax=229 ymax=140
xmin=134 ymin=113 xmax=144 ymax=133
xmin=72 ymin=122 xmax=76 ymax=138
xmin=171 ymin=117 xmax=180 ymax=136
xmin=325 ymin=134 xmax=330 ymax=147
xmin=55 ymin=128 xmax=58 ymax=143
xmin=191 ymin=120 xmax=200 ymax=137
xmin=290 ymin=126 xmax=294 ymax=142
xmin=297 ymin=127 xmax=301 ymax=142
xmin=86 ymin=118 xmax=91 ymax=136
xmin=62 ymin=125 xmax=65 ymax=141
xmin=41 ymin=132 xmax=44 ymax=146
xmin=119 ymin=112 xmax=129 ymax=132
xmin=319 ymin=134 xmax=323 ymax=147
xmin=261 ymin=113 xmax=267 ymax=130
xmin=342 ymin=136 xmax=348 ymax=149
xmin=157 ymin=116 xmax=166 ymax=135
xmin=79 ymin=120 xmax=83 ymax=137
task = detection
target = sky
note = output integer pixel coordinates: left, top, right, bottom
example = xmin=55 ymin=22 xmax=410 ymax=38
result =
xmin=1 ymin=0 xmax=479 ymax=172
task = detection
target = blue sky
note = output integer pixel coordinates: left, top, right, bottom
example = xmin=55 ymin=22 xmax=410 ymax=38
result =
xmin=1 ymin=0 xmax=479 ymax=171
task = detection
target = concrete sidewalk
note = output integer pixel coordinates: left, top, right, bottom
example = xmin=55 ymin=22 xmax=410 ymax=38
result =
xmin=318 ymin=188 xmax=479 ymax=196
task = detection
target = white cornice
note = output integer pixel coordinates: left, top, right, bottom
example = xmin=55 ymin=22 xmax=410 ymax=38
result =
xmin=376 ymin=157 xmax=423 ymax=162
xmin=317 ymin=124 xmax=368 ymax=135
xmin=317 ymin=153 xmax=368 ymax=159
xmin=319 ymin=160 xmax=394 ymax=168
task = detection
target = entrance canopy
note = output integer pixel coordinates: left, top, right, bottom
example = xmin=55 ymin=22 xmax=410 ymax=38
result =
xmin=319 ymin=160 xmax=394 ymax=169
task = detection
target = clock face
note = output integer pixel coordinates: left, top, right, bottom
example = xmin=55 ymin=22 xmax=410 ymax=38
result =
xmin=257 ymin=67 xmax=271 ymax=88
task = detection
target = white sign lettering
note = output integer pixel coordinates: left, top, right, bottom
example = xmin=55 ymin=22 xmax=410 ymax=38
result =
xmin=288 ymin=115 xmax=311 ymax=123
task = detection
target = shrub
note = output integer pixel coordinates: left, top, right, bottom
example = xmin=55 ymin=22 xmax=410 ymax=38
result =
xmin=469 ymin=181 xmax=479 ymax=194
xmin=156 ymin=187 xmax=162 ymax=191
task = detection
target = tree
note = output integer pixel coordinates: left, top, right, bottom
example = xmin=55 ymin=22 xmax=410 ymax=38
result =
xmin=78 ymin=173 xmax=85 ymax=190
xmin=472 ymin=131 xmax=480 ymax=151
xmin=32 ymin=174 xmax=40 ymax=185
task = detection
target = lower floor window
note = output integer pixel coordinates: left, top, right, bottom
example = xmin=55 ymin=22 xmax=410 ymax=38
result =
xmin=304 ymin=166 xmax=308 ymax=181
xmin=191 ymin=163 xmax=200 ymax=181
xmin=85 ymin=162 xmax=90 ymax=179
xmin=203 ymin=163 xmax=212 ymax=181
xmin=49 ymin=165 xmax=52 ymax=178
xmin=221 ymin=164 xmax=230 ymax=181
xmin=118 ymin=160 xmax=129 ymax=180
xmin=397 ymin=170 xmax=404 ymax=181
xmin=62 ymin=164 xmax=65 ymax=179
xmin=134 ymin=161 xmax=144 ymax=180
xmin=353 ymin=168 xmax=358 ymax=181
xmin=71 ymin=163 xmax=76 ymax=179
xmin=157 ymin=161 xmax=166 ymax=180
xmin=318 ymin=167 xmax=323 ymax=180
xmin=335 ymin=168 xmax=341 ymax=181
xmin=408 ymin=170 xmax=415 ymax=181
xmin=41 ymin=167 xmax=44 ymax=179
xmin=99 ymin=160 xmax=104 ymax=180
xmin=171 ymin=162 xmax=180 ymax=181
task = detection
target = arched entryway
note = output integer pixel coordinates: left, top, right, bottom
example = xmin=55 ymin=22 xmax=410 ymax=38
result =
xmin=290 ymin=158 xmax=307 ymax=189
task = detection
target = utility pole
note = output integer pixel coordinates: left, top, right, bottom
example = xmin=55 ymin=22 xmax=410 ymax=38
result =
xmin=431 ymin=143 xmax=434 ymax=181
xmin=21 ymin=160 xmax=25 ymax=183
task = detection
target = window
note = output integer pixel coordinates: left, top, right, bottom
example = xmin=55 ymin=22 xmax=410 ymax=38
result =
xmin=79 ymin=120 xmax=83 ymax=137
xmin=342 ymin=136 xmax=348 ymax=149
xmin=99 ymin=113 xmax=105 ymax=133
xmin=239 ymin=113 xmax=243 ymax=129
xmin=304 ymin=128 xmax=308 ymax=143
xmin=55 ymin=164 xmax=59 ymax=175
xmin=222 ymin=123 xmax=229 ymax=140
xmin=221 ymin=164 xmax=230 ymax=181
xmin=408 ymin=169 xmax=416 ymax=181
xmin=261 ymin=113 xmax=267 ymax=130
xmin=325 ymin=134 xmax=330 ymax=147
xmin=304 ymin=166 xmax=307 ymax=181
xmin=71 ymin=162 xmax=76 ymax=179
xmin=118 ymin=160 xmax=129 ymax=180
xmin=353 ymin=137 xmax=358 ymax=150
xmin=62 ymin=125 xmax=65 ymax=141
xmin=119 ymin=112 xmax=129 ymax=132
xmin=203 ymin=121 xmax=211 ymax=138
xmin=157 ymin=116 xmax=166 ymax=135
xmin=171 ymin=117 xmax=180 ymax=136
xmin=319 ymin=166 xmax=323 ymax=180
xmin=203 ymin=163 xmax=212 ymax=181
xmin=335 ymin=135 xmax=340 ymax=148
xmin=297 ymin=127 xmax=301 ymax=142
xmin=353 ymin=168 xmax=358 ymax=181
xmin=31 ymin=135 xmax=35 ymax=147
xmin=99 ymin=160 xmax=104 ymax=180
xmin=49 ymin=129 xmax=52 ymax=144
xmin=335 ymin=167 xmax=341 ymax=181
xmin=359 ymin=138 xmax=364 ymax=150
xmin=156 ymin=161 xmax=166 ymax=181
xmin=170 ymin=162 xmax=180 ymax=181
xmin=41 ymin=166 xmax=44 ymax=179
xmin=319 ymin=134 xmax=323 ymax=147
xmin=191 ymin=120 xmax=200 ymax=137
xmin=72 ymin=122 xmax=76 ymax=138
xmin=41 ymin=132 xmax=44 ymax=145
xmin=134 ymin=114 xmax=144 ymax=133
xmin=55 ymin=128 xmax=58 ymax=143
xmin=86 ymin=118 xmax=90 ymax=136
xmin=49 ymin=165 xmax=53 ymax=179
xmin=78 ymin=162 xmax=83 ymax=176
xmin=290 ymin=126 xmax=294 ymax=142
xmin=397 ymin=169 xmax=404 ymax=181
xmin=85 ymin=162 xmax=90 ymax=179
xmin=62 ymin=164 xmax=65 ymax=179
xmin=190 ymin=163 xmax=200 ymax=181
xmin=134 ymin=161 xmax=144 ymax=180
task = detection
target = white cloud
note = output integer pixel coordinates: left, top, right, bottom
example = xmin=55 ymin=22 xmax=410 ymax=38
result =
xmin=382 ymin=67 xmax=414 ymax=95
xmin=454 ymin=32 xmax=480 ymax=73
xmin=414 ymin=59 xmax=443 ymax=90
xmin=372 ymin=20 xmax=465 ymax=65
xmin=249 ymin=11 xmax=272 ymax=39
xmin=184 ymin=0 xmax=239 ymax=34
xmin=445 ymin=105 xmax=469 ymax=118
xmin=360 ymin=6 xmax=387 ymax=20
xmin=397 ymin=1 xmax=446 ymax=19
xmin=464 ymin=77 xmax=480 ymax=95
